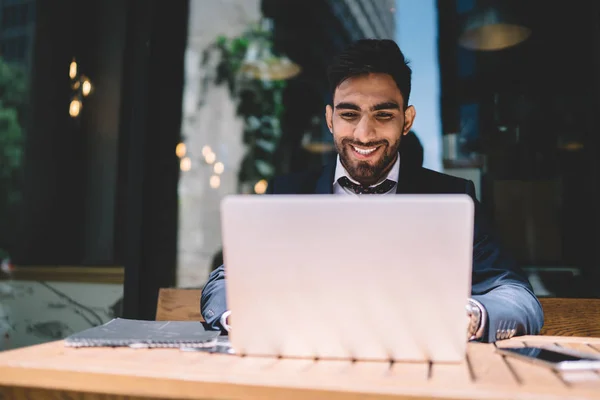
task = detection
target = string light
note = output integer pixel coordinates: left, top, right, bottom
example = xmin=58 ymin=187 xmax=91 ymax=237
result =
xmin=180 ymin=157 xmax=191 ymax=171
xmin=209 ymin=175 xmax=221 ymax=189
xmin=82 ymin=79 xmax=92 ymax=96
xmin=176 ymin=143 xmax=187 ymax=158
xmin=69 ymin=58 xmax=93 ymax=118
xmin=69 ymin=99 xmax=81 ymax=117
xmin=201 ymin=146 xmax=212 ymax=157
xmin=204 ymin=152 xmax=216 ymax=164
xmin=179 ymin=145 xmax=226 ymax=189
xmin=254 ymin=179 xmax=268 ymax=194
xmin=69 ymin=59 xmax=77 ymax=79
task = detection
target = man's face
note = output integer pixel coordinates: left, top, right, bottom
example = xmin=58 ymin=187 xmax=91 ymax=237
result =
xmin=326 ymin=73 xmax=416 ymax=186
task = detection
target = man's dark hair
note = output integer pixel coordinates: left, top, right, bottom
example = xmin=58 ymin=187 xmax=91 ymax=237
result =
xmin=327 ymin=39 xmax=412 ymax=107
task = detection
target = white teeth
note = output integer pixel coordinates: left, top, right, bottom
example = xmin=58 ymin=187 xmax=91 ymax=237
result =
xmin=352 ymin=146 xmax=377 ymax=155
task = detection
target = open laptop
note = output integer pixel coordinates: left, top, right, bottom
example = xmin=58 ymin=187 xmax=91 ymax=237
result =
xmin=220 ymin=194 xmax=474 ymax=363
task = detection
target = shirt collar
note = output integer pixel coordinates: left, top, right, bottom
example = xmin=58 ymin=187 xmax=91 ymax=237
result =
xmin=333 ymin=153 xmax=400 ymax=187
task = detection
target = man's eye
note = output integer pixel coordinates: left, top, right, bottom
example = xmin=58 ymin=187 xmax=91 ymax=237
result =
xmin=376 ymin=113 xmax=393 ymax=120
xmin=341 ymin=113 xmax=358 ymax=119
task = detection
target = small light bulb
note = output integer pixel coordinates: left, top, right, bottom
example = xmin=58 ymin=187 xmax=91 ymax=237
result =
xmin=175 ymin=142 xmax=187 ymax=158
xmin=209 ymin=175 xmax=220 ymax=189
xmin=213 ymin=162 xmax=224 ymax=174
xmin=69 ymin=99 xmax=81 ymax=117
xmin=201 ymin=145 xmax=212 ymax=157
xmin=180 ymin=157 xmax=191 ymax=171
xmin=82 ymin=79 xmax=92 ymax=96
xmin=69 ymin=60 xmax=77 ymax=79
xmin=205 ymin=152 xmax=216 ymax=164
xmin=254 ymin=179 xmax=268 ymax=194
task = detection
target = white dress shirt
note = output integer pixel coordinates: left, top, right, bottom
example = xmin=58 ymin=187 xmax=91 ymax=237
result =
xmin=220 ymin=310 xmax=232 ymax=332
xmin=333 ymin=154 xmax=400 ymax=195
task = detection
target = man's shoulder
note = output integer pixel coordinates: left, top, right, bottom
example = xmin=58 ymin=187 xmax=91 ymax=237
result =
xmin=415 ymin=167 xmax=471 ymax=194
xmin=268 ymin=168 xmax=324 ymax=194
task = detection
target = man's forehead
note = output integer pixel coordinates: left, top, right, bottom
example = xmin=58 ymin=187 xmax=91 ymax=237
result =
xmin=333 ymin=74 xmax=404 ymax=107
xmin=333 ymin=92 xmax=404 ymax=110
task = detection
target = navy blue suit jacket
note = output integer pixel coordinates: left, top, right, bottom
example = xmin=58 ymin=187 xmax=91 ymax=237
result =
xmin=201 ymin=157 xmax=544 ymax=343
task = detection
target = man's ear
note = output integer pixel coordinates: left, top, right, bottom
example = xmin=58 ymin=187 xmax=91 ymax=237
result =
xmin=403 ymin=105 xmax=416 ymax=135
xmin=325 ymin=105 xmax=333 ymax=134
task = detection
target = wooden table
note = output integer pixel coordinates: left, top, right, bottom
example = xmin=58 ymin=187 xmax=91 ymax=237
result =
xmin=0 ymin=336 xmax=599 ymax=400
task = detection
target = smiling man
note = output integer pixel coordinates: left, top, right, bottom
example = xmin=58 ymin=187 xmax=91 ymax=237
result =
xmin=201 ymin=39 xmax=544 ymax=343
xmin=328 ymin=77 xmax=412 ymax=190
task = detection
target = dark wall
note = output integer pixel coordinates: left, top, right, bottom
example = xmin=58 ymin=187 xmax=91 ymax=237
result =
xmin=589 ymin=0 xmax=600 ymax=290
xmin=80 ymin=1 xmax=128 ymax=264
xmin=438 ymin=0 xmax=598 ymax=179
xmin=17 ymin=0 xmax=86 ymax=264
xmin=17 ymin=0 xmax=130 ymax=265
xmin=14 ymin=0 xmax=186 ymax=319
xmin=438 ymin=0 xmax=600 ymax=296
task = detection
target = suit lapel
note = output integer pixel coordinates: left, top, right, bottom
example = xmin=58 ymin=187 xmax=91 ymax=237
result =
xmin=396 ymin=156 xmax=420 ymax=194
xmin=315 ymin=161 xmax=335 ymax=194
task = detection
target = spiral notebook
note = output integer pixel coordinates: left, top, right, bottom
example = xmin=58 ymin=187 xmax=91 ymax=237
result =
xmin=64 ymin=318 xmax=220 ymax=348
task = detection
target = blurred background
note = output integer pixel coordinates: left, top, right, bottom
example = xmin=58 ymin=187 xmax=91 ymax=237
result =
xmin=0 ymin=0 xmax=599 ymax=350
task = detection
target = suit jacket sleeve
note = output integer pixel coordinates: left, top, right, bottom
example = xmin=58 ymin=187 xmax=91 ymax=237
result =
xmin=466 ymin=181 xmax=544 ymax=342
xmin=200 ymin=178 xmax=277 ymax=331
xmin=200 ymin=265 xmax=228 ymax=331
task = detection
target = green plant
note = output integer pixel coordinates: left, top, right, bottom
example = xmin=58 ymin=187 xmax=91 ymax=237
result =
xmin=0 ymin=58 xmax=26 ymax=205
xmin=0 ymin=58 xmax=27 ymax=259
xmin=204 ymin=24 xmax=288 ymax=190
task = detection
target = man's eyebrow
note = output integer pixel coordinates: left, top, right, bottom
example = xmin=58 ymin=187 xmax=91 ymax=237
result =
xmin=371 ymin=102 xmax=400 ymax=111
xmin=334 ymin=102 xmax=401 ymax=112
xmin=334 ymin=102 xmax=361 ymax=111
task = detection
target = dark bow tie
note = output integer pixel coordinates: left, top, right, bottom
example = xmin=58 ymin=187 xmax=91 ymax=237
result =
xmin=337 ymin=176 xmax=396 ymax=194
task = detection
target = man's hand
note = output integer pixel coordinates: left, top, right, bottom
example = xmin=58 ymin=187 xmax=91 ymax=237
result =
xmin=466 ymin=314 xmax=472 ymax=341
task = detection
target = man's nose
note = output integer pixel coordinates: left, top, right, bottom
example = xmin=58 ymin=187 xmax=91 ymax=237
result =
xmin=353 ymin=116 xmax=376 ymax=143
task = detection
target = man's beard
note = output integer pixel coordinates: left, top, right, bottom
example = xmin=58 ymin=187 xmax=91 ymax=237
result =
xmin=335 ymin=137 xmax=401 ymax=186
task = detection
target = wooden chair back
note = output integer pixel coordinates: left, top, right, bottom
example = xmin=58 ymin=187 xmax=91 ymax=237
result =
xmin=155 ymin=288 xmax=204 ymax=322
xmin=539 ymin=298 xmax=600 ymax=337
xmin=154 ymin=289 xmax=600 ymax=337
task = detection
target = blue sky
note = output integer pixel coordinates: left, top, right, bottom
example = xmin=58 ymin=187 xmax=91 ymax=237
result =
xmin=396 ymin=0 xmax=442 ymax=171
